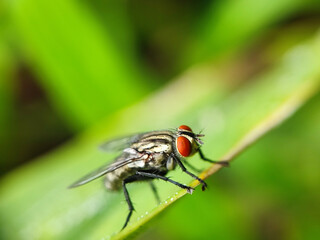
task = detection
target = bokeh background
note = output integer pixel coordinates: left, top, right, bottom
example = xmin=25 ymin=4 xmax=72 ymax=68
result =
xmin=1 ymin=0 xmax=320 ymax=239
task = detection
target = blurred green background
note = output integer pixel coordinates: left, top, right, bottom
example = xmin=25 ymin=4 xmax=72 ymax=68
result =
xmin=0 ymin=0 xmax=320 ymax=239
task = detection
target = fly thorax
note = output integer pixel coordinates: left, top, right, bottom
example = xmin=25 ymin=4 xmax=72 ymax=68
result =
xmin=132 ymin=140 xmax=172 ymax=154
xmin=150 ymin=143 xmax=171 ymax=153
xmin=145 ymin=152 xmax=166 ymax=168
xmin=146 ymin=143 xmax=171 ymax=154
xmin=127 ymin=159 xmax=146 ymax=168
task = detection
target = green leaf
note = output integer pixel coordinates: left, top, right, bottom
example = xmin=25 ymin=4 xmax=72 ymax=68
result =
xmin=8 ymin=0 xmax=152 ymax=130
xmin=0 ymin=34 xmax=15 ymax=171
xmin=185 ymin=0 xmax=310 ymax=64
xmin=152 ymin=92 xmax=320 ymax=239
xmin=1 ymin=32 xmax=320 ymax=240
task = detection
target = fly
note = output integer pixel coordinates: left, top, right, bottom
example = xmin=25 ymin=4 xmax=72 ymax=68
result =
xmin=69 ymin=125 xmax=229 ymax=229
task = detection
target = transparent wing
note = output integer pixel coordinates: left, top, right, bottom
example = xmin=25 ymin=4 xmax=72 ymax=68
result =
xmin=99 ymin=133 xmax=144 ymax=152
xmin=68 ymin=152 xmax=142 ymax=188
xmin=99 ymin=129 xmax=174 ymax=152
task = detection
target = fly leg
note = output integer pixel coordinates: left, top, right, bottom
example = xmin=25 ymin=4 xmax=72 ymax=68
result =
xmin=149 ymin=182 xmax=161 ymax=204
xmin=172 ymin=154 xmax=208 ymax=191
xmin=121 ymin=171 xmax=190 ymax=230
xmin=182 ymin=159 xmax=202 ymax=173
xmin=122 ymin=179 xmax=135 ymax=230
xmin=135 ymin=171 xmax=194 ymax=194
xmin=198 ymin=148 xmax=229 ymax=167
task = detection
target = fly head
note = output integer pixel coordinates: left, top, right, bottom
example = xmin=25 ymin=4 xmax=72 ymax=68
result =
xmin=175 ymin=125 xmax=204 ymax=158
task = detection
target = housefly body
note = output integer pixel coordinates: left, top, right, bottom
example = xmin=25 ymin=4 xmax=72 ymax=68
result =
xmin=69 ymin=125 xmax=229 ymax=229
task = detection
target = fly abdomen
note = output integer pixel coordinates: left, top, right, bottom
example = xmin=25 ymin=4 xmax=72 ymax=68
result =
xmin=104 ymin=165 xmax=134 ymax=191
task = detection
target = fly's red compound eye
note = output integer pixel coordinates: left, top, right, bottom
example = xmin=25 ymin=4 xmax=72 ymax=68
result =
xmin=178 ymin=125 xmax=192 ymax=132
xmin=176 ymin=136 xmax=192 ymax=157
